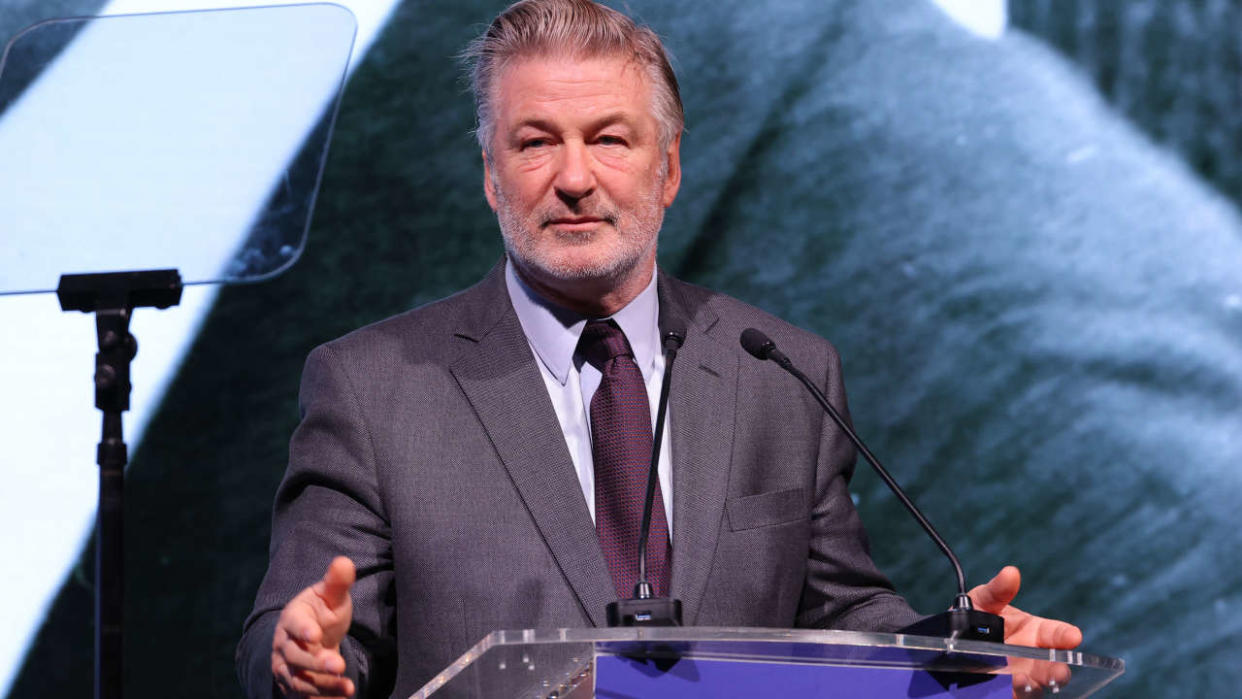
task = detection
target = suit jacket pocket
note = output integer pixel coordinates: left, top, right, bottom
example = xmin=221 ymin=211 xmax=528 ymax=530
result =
xmin=726 ymin=487 xmax=806 ymax=531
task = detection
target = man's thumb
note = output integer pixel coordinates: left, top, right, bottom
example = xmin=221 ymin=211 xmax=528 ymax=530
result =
xmin=969 ymin=565 xmax=1021 ymax=613
xmin=319 ymin=556 xmax=356 ymax=609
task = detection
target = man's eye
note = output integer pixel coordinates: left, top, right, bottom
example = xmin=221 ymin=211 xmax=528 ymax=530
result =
xmin=520 ymin=138 xmax=550 ymax=150
xmin=597 ymin=135 xmax=626 ymax=146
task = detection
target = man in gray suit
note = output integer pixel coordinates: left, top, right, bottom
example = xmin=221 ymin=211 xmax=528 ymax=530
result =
xmin=238 ymin=1 xmax=1081 ymax=696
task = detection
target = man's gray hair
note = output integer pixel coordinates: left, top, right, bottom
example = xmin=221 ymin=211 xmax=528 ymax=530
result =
xmin=464 ymin=0 xmax=684 ymax=152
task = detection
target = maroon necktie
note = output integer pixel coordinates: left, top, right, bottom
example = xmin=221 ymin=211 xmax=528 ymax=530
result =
xmin=578 ymin=320 xmax=672 ymax=599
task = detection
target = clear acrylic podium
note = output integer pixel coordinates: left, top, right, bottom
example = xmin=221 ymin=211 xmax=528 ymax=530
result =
xmin=412 ymin=627 xmax=1124 ymax=698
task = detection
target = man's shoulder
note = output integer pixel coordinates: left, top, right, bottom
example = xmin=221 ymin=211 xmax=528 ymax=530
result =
xmin=662 ymin=275 xmax=840 ymax=364
xmin=309 ymin=269 xmax=841 ymax=372
xmin=315 ymin=266 xmax=508 ymax=366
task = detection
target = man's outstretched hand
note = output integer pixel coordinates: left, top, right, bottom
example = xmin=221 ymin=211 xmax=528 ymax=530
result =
xmin=272 ymin=556 xmax=357 ymax=698
xmin=970 ymin=565 xmax=1082 ymax=696
xmin=969 ymin=565 xmax=1082 ymax=649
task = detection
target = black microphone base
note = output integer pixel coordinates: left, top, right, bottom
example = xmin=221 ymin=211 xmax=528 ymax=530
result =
xmin=606 ymin=597 xmax=682 ymax=627
xmin=901 ymin=608 xmax=1004 ymax=643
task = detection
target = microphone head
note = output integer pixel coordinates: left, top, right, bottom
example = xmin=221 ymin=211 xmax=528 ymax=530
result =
xmin=739 ymin=328 xmax=775 ymax=360
xmin=662 ymin=323 xmax=686 ymax=351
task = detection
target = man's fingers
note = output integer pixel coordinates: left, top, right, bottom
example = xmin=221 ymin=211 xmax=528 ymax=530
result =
xmin=275 ymin=635 xmax=343 ymax=675
xmin=278 ymin=664 xmax=355 ymax=699
xmin=969 ymin=565 xmax=1022 ymax=613
xmin=273 ymin=650 xmax=355 ymax=698
xmin=293 ymin=614 xmax=324 ymax=646
xmin=280 ymin=596 xmax=325 ymax=645
xmin=317 ymin=649 xmax=347 ymax=675
xmin=289 ymin=667 xmax=354 ymax=698
xmin=317 ymin=556 xmax=356 ymax=610
xmin=1037 ymin=619 xmax=1083 ymax=649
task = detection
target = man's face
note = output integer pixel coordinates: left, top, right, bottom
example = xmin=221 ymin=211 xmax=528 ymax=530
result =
xmin=483 ymin=54 xmax=681 ymax=308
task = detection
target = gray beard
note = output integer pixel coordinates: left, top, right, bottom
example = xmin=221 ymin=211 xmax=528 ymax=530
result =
xmin=491 ymin=180 xmax=664 ymax=285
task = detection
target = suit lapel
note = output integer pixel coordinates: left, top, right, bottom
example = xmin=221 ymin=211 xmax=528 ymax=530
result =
xmin=446 ymin=266 xmax=740 ymax=628
xmin=659 ymin=275 xmax=738 ymax=626
xmin=448 ymin=266 xmax=617 ymax=627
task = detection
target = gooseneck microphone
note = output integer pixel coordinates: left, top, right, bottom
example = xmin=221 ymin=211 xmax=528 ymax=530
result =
xmin=606 ymin=325 xmax=686 ymax=627
xmin=739 ymin=328 xmax=1003 ymax=642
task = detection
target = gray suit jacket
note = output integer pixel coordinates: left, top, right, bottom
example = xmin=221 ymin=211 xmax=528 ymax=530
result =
xmin=237 ymin=263 xmax=919 ymax=697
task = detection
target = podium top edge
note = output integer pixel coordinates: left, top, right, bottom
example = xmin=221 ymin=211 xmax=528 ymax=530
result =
xmin=479 ymin=627 xmax=1124 ymax=669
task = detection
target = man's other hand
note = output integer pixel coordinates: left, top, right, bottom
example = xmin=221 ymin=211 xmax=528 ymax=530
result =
xmin=271 ymin=556 xmax=357 ymax=698
xmin=970 ymin=565 xmax=1082 ymax=696
xmin=969 ymin=565 xmax=1082 ymax=649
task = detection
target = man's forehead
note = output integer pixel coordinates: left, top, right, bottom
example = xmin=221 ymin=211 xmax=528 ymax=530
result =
xmin=492 ymin=52 xmax=653 ymax=105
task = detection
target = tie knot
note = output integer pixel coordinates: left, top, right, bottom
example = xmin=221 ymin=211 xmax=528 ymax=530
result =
xmin=578 ymin=320 xmax=633 ymax=371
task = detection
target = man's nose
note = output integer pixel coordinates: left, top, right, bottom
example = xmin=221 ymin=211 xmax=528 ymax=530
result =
xmin=553 ymin=141 xmax=596 ymax=203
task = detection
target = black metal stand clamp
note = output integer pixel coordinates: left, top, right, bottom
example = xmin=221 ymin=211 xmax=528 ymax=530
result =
xmin=57 ymin=269 xmax=182 ymax=699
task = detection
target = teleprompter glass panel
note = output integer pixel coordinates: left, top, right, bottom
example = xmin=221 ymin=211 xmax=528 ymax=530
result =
xmin=0 ymin=3 xmax=355 ymax=294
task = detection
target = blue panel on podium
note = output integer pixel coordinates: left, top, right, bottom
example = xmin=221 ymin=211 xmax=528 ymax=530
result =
xmin=595 ymin=654 xmax=1010 ymax=698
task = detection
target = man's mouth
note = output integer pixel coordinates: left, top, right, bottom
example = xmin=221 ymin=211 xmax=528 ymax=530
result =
xmin=546 ymin=216 xmax=609 ymax=230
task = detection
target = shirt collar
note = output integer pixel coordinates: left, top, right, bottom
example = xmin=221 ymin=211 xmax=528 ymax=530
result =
xmin=505 ymin=259 xmax=661 ymax=386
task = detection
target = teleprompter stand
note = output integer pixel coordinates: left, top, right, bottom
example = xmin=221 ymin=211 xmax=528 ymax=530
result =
xmin=0 ymin=5 xmax=356 ymax=697
xmin=56 ymin=269 xmax=182 ymax=699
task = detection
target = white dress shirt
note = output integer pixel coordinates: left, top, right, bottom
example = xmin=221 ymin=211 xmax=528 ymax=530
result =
xmin=505 ymin=260 xmax=674 ymax=537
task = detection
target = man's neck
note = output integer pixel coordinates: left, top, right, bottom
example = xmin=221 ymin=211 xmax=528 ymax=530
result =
xmin=511 ymin=260 xmax=656 ymax=318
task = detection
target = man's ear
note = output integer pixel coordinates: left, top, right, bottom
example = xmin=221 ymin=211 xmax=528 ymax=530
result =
xmin=482 ymin=150 xmax=498 ymax=212
xmin=661 ymin=133 xmax=682 ymax=208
